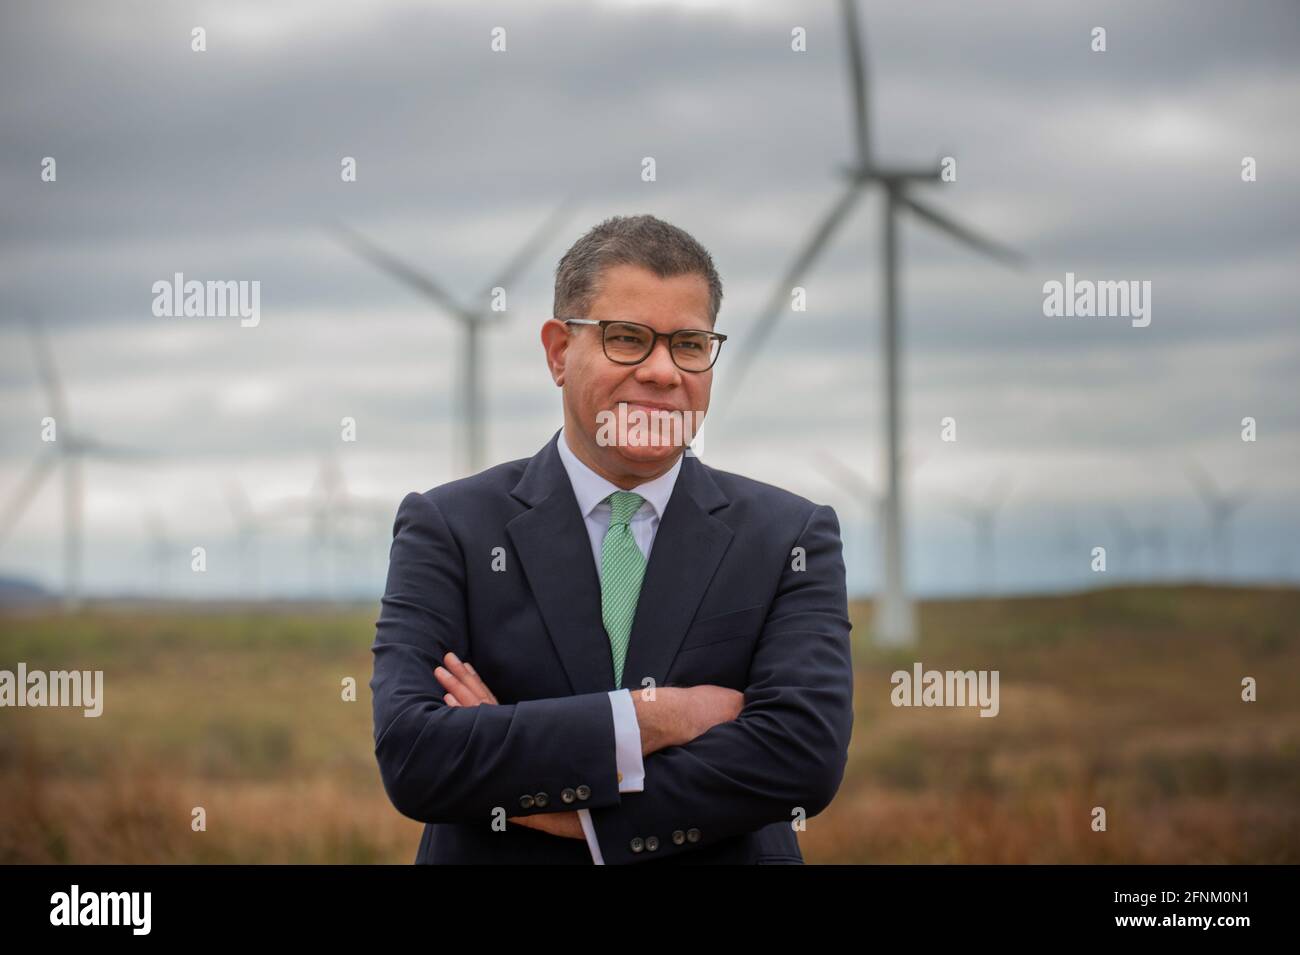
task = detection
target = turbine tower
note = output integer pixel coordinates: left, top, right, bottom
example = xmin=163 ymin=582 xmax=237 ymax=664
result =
xmin=331 ymin=202 xmax=574 ymax=476
xmin=720 ymin=0 xmax=1024 ymax=645
xmin=142 ymin=511 xmax=175 ymax=597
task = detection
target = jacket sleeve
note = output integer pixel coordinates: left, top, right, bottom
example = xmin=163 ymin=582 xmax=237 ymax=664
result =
xmin=370 ymin=490 xmax=623 ymax=825
xmin=586 ymin=503 xmax=855 ymax=863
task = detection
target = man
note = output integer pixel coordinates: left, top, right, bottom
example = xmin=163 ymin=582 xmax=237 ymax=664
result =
xmin=370 ymin=214 xmax=854 ymax=864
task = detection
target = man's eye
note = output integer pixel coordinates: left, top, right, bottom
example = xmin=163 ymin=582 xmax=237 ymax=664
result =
xmin=674 ymin=340 xmax=704 ymax=350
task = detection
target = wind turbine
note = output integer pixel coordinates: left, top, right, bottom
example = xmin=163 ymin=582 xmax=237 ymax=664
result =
xmin=331 ymin=202 xmax=575 ymax=476
xmin=266 ymin=452 xmax=391 ymax=600
xmin=814 ymin=449 xmax=928 ymax=596
xmin=1107 ymin=507 xmax=1144 ymax=581
xmin=815 ymin=450 xmax=884 ymax=593
xmin=0 ymin=314 xmax=150 ymax=611
xmin=224 ymin=478 xmax=263 ymax=600
xmin=142 ymin=512 xmax=175 ymax=597
xmin=719 ymin=0 xmax=1024 ymax=646
xmin=1054 ymin=513 xmax=1089 ymax=589
xmin=945 ymin=476 xmax=1013 ymax=594
xmin=1140 ymin=511 xmax=1169 ymax=581
xmin=1185 ymin=462 xmax=1249 ymax=579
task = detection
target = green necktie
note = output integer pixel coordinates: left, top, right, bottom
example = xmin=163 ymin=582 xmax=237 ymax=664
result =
xmin=601 ymin=490 xmax=647 ymax=687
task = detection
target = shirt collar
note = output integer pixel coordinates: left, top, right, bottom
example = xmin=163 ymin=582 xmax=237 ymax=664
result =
xmin=556 ymin=426 xmax=683 ymax=521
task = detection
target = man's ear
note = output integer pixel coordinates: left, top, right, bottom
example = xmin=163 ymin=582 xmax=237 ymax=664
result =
xmin=540 ymin=318 xmax=568 ymax=386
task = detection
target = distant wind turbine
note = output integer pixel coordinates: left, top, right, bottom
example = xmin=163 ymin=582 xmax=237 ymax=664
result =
xmin=0 ymin=314 xmax=151 ymax=611
xmin=1055 ymin=512 xmax=1089 ymax=588
xmin=1141 ymin=513 xmax=1169 ymax=581
xmin=814 ymin=449 xmax=927 ymax=594
xmin=1186 ymin=462 xmax=1250 ymax=578
xmin=1107 ymin=508 xmax=1144 ymax=580
xmin=814 ymin=451 xmax=884 ymax=593
xmin=225 ymin=478 xmax=264 ymax=599
xmin=267 ymin=452 xmax=391 ymax=599
xmin=142 ymin=512 xmax=175 ymax=597
xmin=946 ymin=476 xmax=1013 ymax=594
xmin=331 ymin=202 xmax=575 ymax=476
xmin=719 ymin=0 xmax=1024 ymax=646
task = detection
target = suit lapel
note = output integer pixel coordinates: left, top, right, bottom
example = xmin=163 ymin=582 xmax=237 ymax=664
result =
xmin=507 ymin=430 xmax=614 ymax=695
xmin=507 ymin=429 xmax=734 ymax=696
xmin=620 ymin=451 xmax=733 ymax=692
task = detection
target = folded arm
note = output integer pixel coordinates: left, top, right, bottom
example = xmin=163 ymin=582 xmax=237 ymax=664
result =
xmin=371 ymin=490 xmax=624 ymax=825
xmin=585 ymin=503 xmax=855 ymax=864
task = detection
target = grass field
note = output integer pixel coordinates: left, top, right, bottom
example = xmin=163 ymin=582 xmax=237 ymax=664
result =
xmin=2 ymin=585 xmax=1297 ymax=863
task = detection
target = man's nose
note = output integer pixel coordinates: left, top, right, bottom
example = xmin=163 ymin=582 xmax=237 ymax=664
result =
xmin=635 ymin=336 xmax=681 ymax=385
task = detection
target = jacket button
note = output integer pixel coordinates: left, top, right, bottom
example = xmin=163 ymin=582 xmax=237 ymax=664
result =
xmin=575 ymin=785 xmax=591 ymax=801
xmin=671 ymin=829 xmax=685 ymax=845
xmin=629 ymin=837 xmax=644 ymax=853
xmin=686 ymin=827 xmax=701 ymax=843
xmin=645 ymin=835 xmax=660 ymax=852
xmin=560 ymin=788 xmax=576 ymax=804
xmin=534 ymin=792 xmax=549 ymax=808
xmin=519 ymin=794 xmax=535 ymax=809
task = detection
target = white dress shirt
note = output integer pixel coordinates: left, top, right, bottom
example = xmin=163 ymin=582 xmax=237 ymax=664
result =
xmin=555 ymin=425 xmax=684 ymax=864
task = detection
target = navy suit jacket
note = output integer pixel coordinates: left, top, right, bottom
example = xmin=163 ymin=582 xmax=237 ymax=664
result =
xmin=370 ymin=428 xmax=855 ymax=864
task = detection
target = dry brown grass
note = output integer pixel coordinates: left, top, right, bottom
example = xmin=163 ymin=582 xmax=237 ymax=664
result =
xmin=1 ymin=585 xmax=1297 ymax=863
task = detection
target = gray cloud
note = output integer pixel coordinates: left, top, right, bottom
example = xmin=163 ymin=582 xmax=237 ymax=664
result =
xmin=1 ymin=0 xmax=1296 ymax=598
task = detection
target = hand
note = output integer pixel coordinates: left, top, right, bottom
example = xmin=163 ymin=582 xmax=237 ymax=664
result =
xmin=434 ymin=654 xmax=583 ymax=839
xmin=507 ymin=810 xmax=585 ymax=839
xmin=434 ymin=651 xmax=498 ymax=707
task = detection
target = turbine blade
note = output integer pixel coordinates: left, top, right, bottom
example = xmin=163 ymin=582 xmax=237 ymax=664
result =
xmin=75 ymin=436 xmax=154 ymax=460
xmin=330 ymin=222 xmax=471 ymax=321
xmin=26 ymin=314 xmax=70 ymax=427
xmin=1184 ymin=459 xmax=1222 ymax=507
xmin=898 ymin=193 xmax=1024 ymax=267
xmin=986 ymin=473 xmax=1014 ymax=512
xmin=944 ymin=491 xmax=981 ymax=521
xmin=899 ymin=448 xmax=929 ymax=477
xmin=480 ymin=199 xmax=578 ymax=307
xmin=0 ymin=450 xmax=58 ymax=543
xmin=224 ymin=478 xmax=253 ymax=527
xmin=1223 ymin=493 xmax=1251 ymax=516
xmin=719 ymin=182 xmax=865 ymax=411
xmin=257 ymin=494 xmax=318 ymax=522
xmin=815 ymin=449 xmax=877 ymax=503
xmin=840 ymin=0 xmax=871 ymax=169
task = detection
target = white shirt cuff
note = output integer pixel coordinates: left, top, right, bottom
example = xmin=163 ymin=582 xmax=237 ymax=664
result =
xmin=578 ymin=808 xmax=604 ymax=864
xmin=580 ymin=690 xmax=647 ymax=865
xmin=609 ymin=688 xmax=645 ymax=792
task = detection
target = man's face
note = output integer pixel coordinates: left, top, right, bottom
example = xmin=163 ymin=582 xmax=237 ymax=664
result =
xmin=541 ymin=262 xmax=714 ymax=486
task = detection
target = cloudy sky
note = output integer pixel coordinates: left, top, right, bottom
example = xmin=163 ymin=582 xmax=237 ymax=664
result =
xmin=1 ymin=0 xmax=1296 ymax=600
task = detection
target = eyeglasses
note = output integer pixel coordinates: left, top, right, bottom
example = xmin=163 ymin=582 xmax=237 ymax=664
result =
xmin=562 ymin=318 xmax=727 ymax=373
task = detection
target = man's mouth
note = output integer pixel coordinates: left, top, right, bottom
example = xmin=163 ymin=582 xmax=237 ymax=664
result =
xmin=617 ymin=400 xmax=682 ymax=415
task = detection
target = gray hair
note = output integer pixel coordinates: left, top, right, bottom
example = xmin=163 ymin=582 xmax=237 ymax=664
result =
xmin=553 ymin=214 xmax=723 ymax=326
